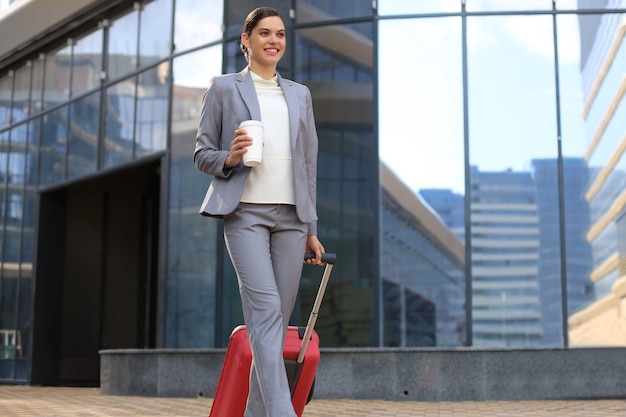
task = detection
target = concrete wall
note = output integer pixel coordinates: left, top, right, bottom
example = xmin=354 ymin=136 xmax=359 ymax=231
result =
xmin=100 ymin=347 xmax=626 ymax=401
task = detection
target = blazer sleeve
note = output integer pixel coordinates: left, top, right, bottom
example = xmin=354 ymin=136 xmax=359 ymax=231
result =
xmin=193 ymin=76 xmax=233 ymax=178
xmin=304 ymin=86 xmax=319 ymax=236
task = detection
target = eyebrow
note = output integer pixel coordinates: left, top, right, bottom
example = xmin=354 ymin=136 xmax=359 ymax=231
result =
xmin=257 ymin=27 xmax=286 ymax=32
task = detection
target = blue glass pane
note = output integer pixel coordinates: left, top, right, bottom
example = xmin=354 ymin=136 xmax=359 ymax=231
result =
xmin=68 ymin=92 xmax=100 ymax=179
xmin=174 ymin=0 xmax=223 ymax=53
xmin=39 ymin=106 xmax=68 ymax=186
xmin=138 ymin=0 xmax=173 ymax=68
xmin=71 ymin=29 xmax=103 ymax=96
xmin=107 ymin=10 xmax=139 ymax=81
xmin=166 ymin=47 xmax=222 ymax=348
xmin=103 ymin=78 xmax=135 ymax=168
xmin=136 ymin=66 xmax=168 ymax=157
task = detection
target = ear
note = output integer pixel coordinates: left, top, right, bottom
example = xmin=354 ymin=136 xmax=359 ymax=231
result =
xmin=241 ymin=32 xmax=250 ymax=49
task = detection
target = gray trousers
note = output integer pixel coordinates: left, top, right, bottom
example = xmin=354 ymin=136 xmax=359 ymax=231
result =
xmin=224 ymin=203 xmax=308 ymax=417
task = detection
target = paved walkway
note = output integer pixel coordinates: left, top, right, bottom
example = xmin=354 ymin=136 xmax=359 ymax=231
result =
xmin=2 ymin=385 xmax=626 ymax=416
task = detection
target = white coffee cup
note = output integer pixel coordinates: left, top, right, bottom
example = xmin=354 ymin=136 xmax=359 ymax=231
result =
xmin=239 ymin=120 xmax=264 ymax=167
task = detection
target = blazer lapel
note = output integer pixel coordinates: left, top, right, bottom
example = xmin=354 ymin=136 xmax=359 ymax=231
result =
xmin=278 ymin=73 xmax=300 ymax=151
xmin=235 ymin=68 xmax=261 ymax=121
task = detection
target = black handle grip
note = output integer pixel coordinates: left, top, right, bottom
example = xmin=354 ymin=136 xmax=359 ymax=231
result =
xmin=304 ymin=252 xmax=336 ymax=265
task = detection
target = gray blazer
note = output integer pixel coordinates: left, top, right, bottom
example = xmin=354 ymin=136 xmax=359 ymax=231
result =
xmin=194 ymin=67 xmax=319 ymax=235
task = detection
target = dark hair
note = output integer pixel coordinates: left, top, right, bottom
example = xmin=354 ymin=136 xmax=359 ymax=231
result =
xmin=240 ymin=7 xmax=284 ymax=59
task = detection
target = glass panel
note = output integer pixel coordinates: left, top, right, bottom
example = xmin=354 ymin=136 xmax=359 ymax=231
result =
xmin=174 ymin=0 xmax=223 ymax=53
xmin=16 ymin=271 xmax=31 ymax=380
xmin=378 ymin=0 xmax=461 ymax=15
xmin=8 ymin=124 xmax=26 ymax=187
xmin=25 ymin=119 xmax=40 ymax=187
xmin=138 ymin=0 xmax=173 ymax=68
xmin=467 ymin=15 xmax=560 ymax=347
xmin=225 ymin=1 xmax=291 ymax=38
xmin=555 ymin=0 xmax=580 ymax=9
xmin=12 ymin=64 xmax=31 ymax=124
xmin=42 ymin=43 xmax=71 ymax=110
xmin=0 ymin=275 xmax=18 ymax=379
xmin=135 ymin=65 xmax=168 ymax=157
xmin=68 ymin=92 xmax=100 ymax=179
xmin=40 ymin=106 xmax=68 ymax=186
xmin=103 ymin=77 xmax=136 ymax=168
xmin=379 ymin=17 xmax=466 ymax=347
xmin=296 ymin=22 xmax=376 ymax=347
xmin=564 ymin=12 xmax=626 ymax=347
xmin=295 ymin=0 xmax=372 ymax=23
xmin=166 ymin=46 xmax=222 ymax=348
xmin=71 ymin=28 xmax=103 ymax=96
xmin=466 ymin=0 xmax=552 ymax=12
xmin=0 ymin=74 xmax=12 ymax=129
xmin=557 ymin=0 xmax=626 ymax=10
xmin=0 ymin=130 xmax=8 ymax=262
xmin=30 ymin=57 xmax=45 ymax=116
xmin=107 ymin=9 xmax=139 ymax=81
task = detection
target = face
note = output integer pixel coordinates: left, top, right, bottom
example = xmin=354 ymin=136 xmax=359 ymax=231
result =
xmin=241 ymin=16 xmax=286 ymax=70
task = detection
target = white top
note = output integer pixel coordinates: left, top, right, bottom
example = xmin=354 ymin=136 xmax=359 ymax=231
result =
xmin=240 ymin=71 xmax=295 ymax=204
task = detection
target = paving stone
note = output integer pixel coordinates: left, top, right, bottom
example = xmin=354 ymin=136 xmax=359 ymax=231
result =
xmin=2 ymin=385 xmax=626 ymax=416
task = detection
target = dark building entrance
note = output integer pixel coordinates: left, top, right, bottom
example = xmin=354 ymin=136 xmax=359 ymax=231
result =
xmin=30 ymin=159 xmax=161 ymax=386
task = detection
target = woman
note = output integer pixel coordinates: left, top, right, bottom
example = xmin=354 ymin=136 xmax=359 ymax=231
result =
xmin=194 ymin=6 xmax=325 ymax=417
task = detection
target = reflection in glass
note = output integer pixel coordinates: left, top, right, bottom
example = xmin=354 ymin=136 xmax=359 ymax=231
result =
xmin=296 ymin=22 xmax=376 ymax=346
xmin=103 ymin=77 xmax=136 ymax=169
xmin=379 ymin=17 xmax=466 ymax=347
xmin=467 ymin=15 xmax=561 ymax=347
xmin=465 ymin=0 xmax=552 ymax=12
xmin=295 ymin=0 xmax=372 ymax=23
xmin=138 ymin=0 xmax=173 ymax=68
xmin=25 ymin=119 xmax=40 ymax=187
xmin=68 ymin=92 xmax=100 ymax=179
xmin=378 ymin=0 xmax=461 ymax=15
xmin=16 ymin=272 xmax=31 ymax=380
xmin=8 ymin=124 xmax=26 ymax=187
xmin=43 ymin=44 xmax=71 ymax=110
xmin=174 ymin=0 xmax=223 ymax=53
xmin=557 ymin=0 xmax=625 ymax=10
xmin=12 ymin=64 xmax=31 ymax=124
xmin=136 ymin=65 xmax=169 ymax=157
xmin=167 ymin=47 xmax=222 ymax=348
xmin=39 ymin=106 xmax=68 ymax=186
xmin=0 ymin=131 xmax=6 ymax=268
xmin=30 ymin=58 xmax=45 ymax=116
xmin=0 ymin=276 xmax=18 ymax=378
xmin=566 ymin=12 xmax=626 ymax=346
xmin=71 ymin=29 xmax=103 ymax=96
xmin=224 ymin=0 xmax=291 ymax=38
xmin=5 ymin=125 xmax=26 ymax=270
xmin=107 ymin=9 xmax=139 ymax=81
xmin=556 ymin=0 xmax=579 ymax=9
xmin=0 ymin=74 xmax=12 ymax=129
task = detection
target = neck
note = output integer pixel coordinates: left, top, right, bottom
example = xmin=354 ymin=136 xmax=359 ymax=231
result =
xmin=249 ymin=63 xmax=276 ymax=80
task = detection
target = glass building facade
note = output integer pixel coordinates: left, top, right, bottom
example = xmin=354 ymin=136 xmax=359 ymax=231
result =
xmin=0 ymin=0 xmax=625 ymax=386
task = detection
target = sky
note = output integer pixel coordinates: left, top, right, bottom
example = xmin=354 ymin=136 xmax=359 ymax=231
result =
xmin=378 ymin=4 xmax=587 ymax=194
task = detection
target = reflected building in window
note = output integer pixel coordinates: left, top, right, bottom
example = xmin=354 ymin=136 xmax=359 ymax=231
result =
xmin=469 ymin=167 xmax=542 ymax=347
xmin=381 ymin=163 xmax=466 ymax=347
xmin=569 ymin=7 xmax=626 ymax=345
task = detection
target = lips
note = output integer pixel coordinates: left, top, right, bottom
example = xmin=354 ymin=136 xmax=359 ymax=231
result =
xmin=265 ymin=48 xmax=279 ymax=54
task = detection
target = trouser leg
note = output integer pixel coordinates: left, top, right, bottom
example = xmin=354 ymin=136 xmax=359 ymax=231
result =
xmin=224 ymin=204 xmax=307 ymax=417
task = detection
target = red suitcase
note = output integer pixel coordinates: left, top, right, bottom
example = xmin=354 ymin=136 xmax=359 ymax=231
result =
xmin=208 ymin=253 xmax=336 ymax=417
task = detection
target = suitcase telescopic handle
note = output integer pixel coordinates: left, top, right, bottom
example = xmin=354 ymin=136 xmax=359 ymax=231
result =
xmin=298 ymin=253 xmax=336 ymax=363
xmin=304 ymin=252 xmax=336 ymax=264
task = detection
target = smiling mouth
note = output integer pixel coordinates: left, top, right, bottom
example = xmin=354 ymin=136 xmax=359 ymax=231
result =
xmin=265 ymin=48 xmax=279 ymax=53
